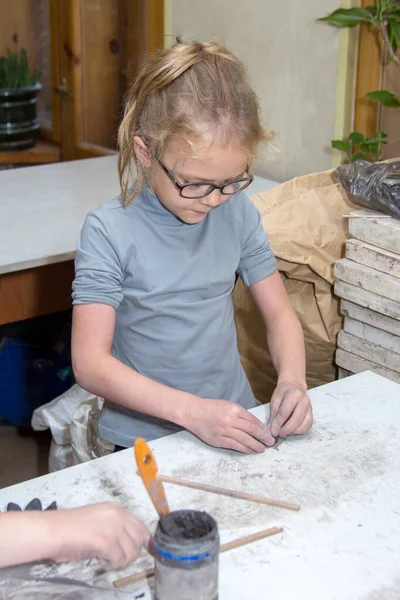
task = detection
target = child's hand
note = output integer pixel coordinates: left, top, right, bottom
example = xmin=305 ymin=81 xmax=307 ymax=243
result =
xmin=184 ymin=398 xmax=275 ymax=453
xmin=50 ymin=503 xmax=152 ymax=569
xmin=267 ymin=382 xmax=313 ymax=440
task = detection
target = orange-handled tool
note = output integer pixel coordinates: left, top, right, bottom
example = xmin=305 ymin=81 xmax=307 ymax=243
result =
xmin=134 ymin=438 xmax=170 ymax=517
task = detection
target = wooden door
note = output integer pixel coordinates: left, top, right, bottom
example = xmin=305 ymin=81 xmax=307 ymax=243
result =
xmin=354 ymin=0 xmax=400 ymax=160
xmin=0 ymin=0 xmax=164 ymax=162
xmin=55 ymin=0 xmax=164 ymax=161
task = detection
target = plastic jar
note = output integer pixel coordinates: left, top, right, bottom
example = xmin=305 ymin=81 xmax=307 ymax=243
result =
xmin=154 ymin=509 xmax=219 ymax=600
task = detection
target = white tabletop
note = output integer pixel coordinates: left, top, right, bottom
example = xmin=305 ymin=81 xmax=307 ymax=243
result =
xmin=0 ymin=156 xmax=120 ymax=275
xmin=0 ymin=156 xmax=278 ymax=276
xmin=0 ymin=371 xmax=399 ymax=599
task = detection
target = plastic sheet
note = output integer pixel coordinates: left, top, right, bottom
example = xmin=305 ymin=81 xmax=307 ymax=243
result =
xmin=31 ymin=385 xmax=93 ymax=446
xmin=31 ymin=386 xmax=113 ymax=471
xmin=334 ymin=160 xmax=400 ymax=219
xmin=0 ymin=573 xmax=130 ymax=599
xmin=0 ymin=560 xmax=150 ymax=599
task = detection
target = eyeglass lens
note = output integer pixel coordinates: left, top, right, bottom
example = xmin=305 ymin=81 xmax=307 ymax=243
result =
xmin=181 ymin=179 xmax=250 ymax=199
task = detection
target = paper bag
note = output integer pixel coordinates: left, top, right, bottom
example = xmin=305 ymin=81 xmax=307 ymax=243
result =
xmin=234 ymin=169 xmax=356 ymax=403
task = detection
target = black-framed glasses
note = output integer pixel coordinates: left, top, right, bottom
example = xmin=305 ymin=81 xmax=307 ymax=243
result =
xmin=155 ymin=155 xmax=254 ymax=199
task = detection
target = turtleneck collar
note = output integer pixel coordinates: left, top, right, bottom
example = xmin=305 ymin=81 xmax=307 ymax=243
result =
xmin=133 ymin=184 xmax=191 ymax=227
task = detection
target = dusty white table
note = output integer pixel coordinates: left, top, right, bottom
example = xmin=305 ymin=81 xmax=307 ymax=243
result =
xmin=0 ymin=156 xmax=119 ymax=276
xmin=0 ymin=156 xmax=120 ymax=325
xmin=0 ymin=370 xmax=399 ymax=599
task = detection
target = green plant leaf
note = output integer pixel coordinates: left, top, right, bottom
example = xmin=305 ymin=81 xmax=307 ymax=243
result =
xmin=332 ymin=139 xmax=350 ymax=152
xmin=376 ymin=131 xmax=389 ymax=138
xmin=388 ymin=21 xmax=400 ymax=51
xmin=20 ymin=48 xmax=29 ymax=87
xmin=360 ymin=135 xmax=388 ymax=148
xmin=0 ymin=47 xmax=41 ymax=88
xmin=387 ymin=23 xmax=397 ymax=56
xmin=9 ymin=50 xmax=17 ymax=88
xmin=28 ymin=69 xmax=42 ymax=86
xmin=0 ymin=56 xmax=6 ymax=88
xmin=372 ymin=133 xmax=389 ymax=144
xmin=350 ymin=152 xmax=369 ymax=162
xmin=359 ymin=141 xmax=377 ymax=152
xmin=383 ymin=0 xmax=400 ymax=16
xmin=366 ymin=89 xmax=400 ymax=107
xmin=365 ymin=5 xmax=377 ymax=16
xmin=348 ymin=131 xmax=366 ymax=145
xmin=318 ymin=7 xmax=375 ymax=27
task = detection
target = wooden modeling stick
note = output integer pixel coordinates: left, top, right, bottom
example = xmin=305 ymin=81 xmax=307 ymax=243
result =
xmin=134 ymin=467 xmax=300 ymax=512
xmin=342 ymin=214 xmax=391 ymax=218
xmin=113 ymin=526 xmax=284 ymax=588
xmin=158 ymin=473 xmax=300 ymax=512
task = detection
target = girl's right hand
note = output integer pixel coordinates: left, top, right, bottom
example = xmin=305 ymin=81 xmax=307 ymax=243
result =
xmin=183 ymin=398 xmax=275 ymax=453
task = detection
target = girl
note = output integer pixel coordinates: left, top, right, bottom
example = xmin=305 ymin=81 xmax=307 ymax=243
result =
xmin=72 ymin=41 xmax=312 ymax=453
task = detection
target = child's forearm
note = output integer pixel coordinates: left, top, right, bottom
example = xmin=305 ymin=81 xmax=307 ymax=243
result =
xmin=0 ymin=504 xmax=152 ymax=569
xmin=266 ymin=307 xmax=307 ymax=390
xmin=74 ymin=352 xmax=195 ymax=427
xmin=0 ymin=512 xmax=55 ymax=567
xmin=249 ymin=273 xmax=307 ymax=391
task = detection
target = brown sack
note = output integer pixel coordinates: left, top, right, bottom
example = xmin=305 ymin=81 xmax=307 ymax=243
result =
xmin=233 ymin=169 xmax=356 ymax=403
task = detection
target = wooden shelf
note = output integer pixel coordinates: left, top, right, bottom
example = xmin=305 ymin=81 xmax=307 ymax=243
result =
xmin=0 ymin=140 xmax=61 ymax=165
xmin=0 ymin=260 xmax=74 ymax=326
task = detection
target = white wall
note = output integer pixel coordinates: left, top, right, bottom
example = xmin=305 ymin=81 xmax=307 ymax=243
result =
xmin=168 ymin=1 xmax=342 ymax=182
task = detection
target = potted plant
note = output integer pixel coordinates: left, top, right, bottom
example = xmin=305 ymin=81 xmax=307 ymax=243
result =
xmin=319 ymin=1 xmax=400 ymax=163
xmin=0 ymin=48 xmax=42 ymax=152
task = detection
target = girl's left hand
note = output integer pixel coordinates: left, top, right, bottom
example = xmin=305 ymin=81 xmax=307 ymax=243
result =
xmin=267 ymin=382 xmax=313 ymax=440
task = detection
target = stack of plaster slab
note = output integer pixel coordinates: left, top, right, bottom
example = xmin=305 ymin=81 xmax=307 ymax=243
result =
xmin=334 ymin=210 xmax=400 ymax=384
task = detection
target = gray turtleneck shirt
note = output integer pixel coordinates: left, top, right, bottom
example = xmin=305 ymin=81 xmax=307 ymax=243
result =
xmin=72 ymin=186 xmax=277 ymax=447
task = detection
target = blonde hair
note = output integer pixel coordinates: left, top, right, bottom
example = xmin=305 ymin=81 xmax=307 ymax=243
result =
xmin=118 ymin=41 xmax=272 ymax=206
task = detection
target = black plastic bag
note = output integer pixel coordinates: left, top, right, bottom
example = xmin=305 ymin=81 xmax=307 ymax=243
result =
xmin=334 ymin=159 xmax=400 ymax=219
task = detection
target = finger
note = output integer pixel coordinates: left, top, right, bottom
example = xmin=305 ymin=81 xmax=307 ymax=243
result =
xmin=98 ymin=544 xmax=124 ymax=570
xmin=113 ymin=526 xmax=140 ymax=569
xmin=219 ymin=436 xmax=256 ymax=454
xmin=228 ymin=428 xmax=266 ymax=453
xmin=225 ymin=404 xmax=272 ymax=445
xmin=263 ymin=425 xmax=276 ymax=447
xmin=236 ymin=418 xmax=274 ymax=447
xmin=277 ymin=397 xmax=310 ymax=437
xmin=238 ymin=409 xmax=268 ymax=430
xmin=99 ymin=558 xmax=112 ymax=570
xmin=113 ymin=525 xmax=148 ymax=570
xmin=236 ymin=407 xmax=275 ymax=444
xmin=269 ymin=392 xmax=304 ymax=437
xmin=95 ymin=527 xmax=131 ymax=570
xmin=290 ymin=405 xmax=313 ymax=436
xmin=267 ymin=389 xmax=284 ymax=426
xmin=125 ymin=515 xmax=153 ymax=556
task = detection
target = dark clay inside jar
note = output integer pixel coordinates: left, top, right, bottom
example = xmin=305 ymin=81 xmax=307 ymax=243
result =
xmin=159 ymin=510 xmax=215 ymax=540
